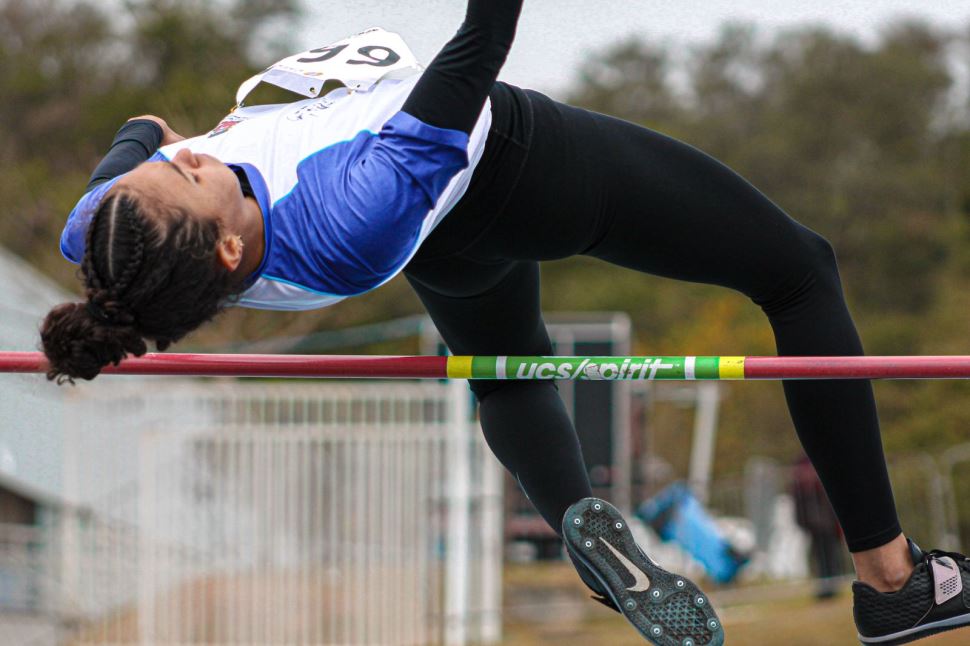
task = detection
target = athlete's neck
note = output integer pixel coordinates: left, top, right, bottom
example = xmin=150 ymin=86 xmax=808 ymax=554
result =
xmin=231 ymin=195 xmax=266 ymax=281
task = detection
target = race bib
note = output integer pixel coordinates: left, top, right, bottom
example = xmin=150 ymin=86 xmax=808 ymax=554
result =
xmin=236 ymin=28 xmax=423 ymax=107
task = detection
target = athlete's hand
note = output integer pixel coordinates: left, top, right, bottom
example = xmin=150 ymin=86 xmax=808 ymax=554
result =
xmin=128 ymin=114 xmax=186 ymax=146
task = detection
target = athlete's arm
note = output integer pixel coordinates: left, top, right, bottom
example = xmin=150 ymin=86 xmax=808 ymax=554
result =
xmin=62 ymin=116 xmax=186 ymax=262
xmin=86 ymin=116 xmax=184 ymax=190
xmin=321 ymin=0 xmax=523 ymax=286
xmin=85 ymin=119 xmax=164 ymax=191
xmin=401 ymin=0 xmax=524 ymax=134
xmin=60 ymin=119 xmax=166 ymax=263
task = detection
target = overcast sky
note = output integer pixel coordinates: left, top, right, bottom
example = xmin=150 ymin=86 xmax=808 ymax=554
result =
xmin=299 ymin=1 xmax=970 ymax=97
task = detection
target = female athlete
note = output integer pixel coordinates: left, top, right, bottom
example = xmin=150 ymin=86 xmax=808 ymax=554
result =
xmin=40 ymin=1 xmax=970 ymax=644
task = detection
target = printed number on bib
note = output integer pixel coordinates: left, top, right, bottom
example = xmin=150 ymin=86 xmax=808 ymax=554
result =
xmin=236 ymin=28 xmax=422 ymax=107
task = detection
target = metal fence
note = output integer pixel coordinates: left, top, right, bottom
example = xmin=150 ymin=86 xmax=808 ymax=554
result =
xmin=0 ymin=379 xmax=503 ymax=646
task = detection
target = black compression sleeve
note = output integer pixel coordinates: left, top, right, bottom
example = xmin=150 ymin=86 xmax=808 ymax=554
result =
xmin=401 ymin=0 xmax=523 ymax=134
xmin=85 ymin=120 xmax=164 ymax=192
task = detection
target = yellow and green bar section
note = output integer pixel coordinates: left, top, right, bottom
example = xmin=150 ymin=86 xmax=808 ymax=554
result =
xmin=3 ymin=352 xmax=970 ymax=380
xmin=445 ymin=356 xmax=747 ymax=380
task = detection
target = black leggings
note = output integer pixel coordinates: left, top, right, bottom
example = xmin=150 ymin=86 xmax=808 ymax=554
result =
xmin=405 ymin=83 xmax=901 ymax=554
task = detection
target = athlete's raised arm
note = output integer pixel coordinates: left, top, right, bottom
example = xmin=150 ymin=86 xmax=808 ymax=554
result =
xmin=325 ymin=0 xmax=525 ymax=284
xmin=85 ymin=116 xmax=184 ymax=191
xmin=61 ymin=116 xmax=185 ymax=263
xmin=401 ymin=0 xmax=524 ymax=134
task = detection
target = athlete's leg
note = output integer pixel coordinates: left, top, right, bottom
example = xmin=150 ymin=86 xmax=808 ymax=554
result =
xmin=405 ymin=258 xmax=618 ymax=597
xmin=468 ymin=89 xmax=907 ymax=585
xmin=589 ymin=135 xmax=903 ymax=555
xmin=404 ymin=259 xmax=593 ymax=532
xmin=581 ymin=123 xmax=913 ymax=587
xmin=408 ymin=254 xmax=728 ymax=640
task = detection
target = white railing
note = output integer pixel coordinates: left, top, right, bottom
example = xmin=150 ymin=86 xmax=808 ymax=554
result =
xmin=0 ymin=523 xmax=49 ymax=613
xmin=1 ymin=378 xmax=503 ymax=646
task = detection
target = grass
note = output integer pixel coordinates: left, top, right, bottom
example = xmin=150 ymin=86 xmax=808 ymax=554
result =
xmin=501 ymin=561 xmax=968 ymax=645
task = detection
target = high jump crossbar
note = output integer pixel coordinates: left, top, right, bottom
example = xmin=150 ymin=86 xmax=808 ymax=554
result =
xmin=2 ymin=352 xmax=970 ymax=380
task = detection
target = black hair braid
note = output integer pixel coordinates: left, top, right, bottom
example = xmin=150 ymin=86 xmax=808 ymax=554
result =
xmin=41 ymin=191 xmax=243 ymax=383
xmin=84 ymin=194 xmax=144 ymax=328
xmin=111 ymin=203 xmax=146 ymax=297
xmin=80 ymin=193 xmax=112 ymax=293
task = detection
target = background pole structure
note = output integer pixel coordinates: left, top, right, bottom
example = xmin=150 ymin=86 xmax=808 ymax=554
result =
xmin=444 ymin=378 xmax=472 ymax=646
xmin=3 ymin=352 xmax=970 ymax=380
xmin=687 ymin=382 xmax=722 ymax=505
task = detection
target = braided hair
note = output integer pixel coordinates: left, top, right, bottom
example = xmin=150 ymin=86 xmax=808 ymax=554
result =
xmin=41 ymin=191 xmax=242 ymax=383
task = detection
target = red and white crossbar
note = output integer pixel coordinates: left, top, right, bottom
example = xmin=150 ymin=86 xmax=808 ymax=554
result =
xmin=1 ymin=352 xmax=970 ymax=380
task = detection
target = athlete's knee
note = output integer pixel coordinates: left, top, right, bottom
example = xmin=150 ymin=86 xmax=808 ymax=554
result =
xmin=802 ymin=228 xmax=839 ymax=276
xmin=754 ymin=227 xmax=843 ymax=314
xmin=797 ymin=228 xmax=841 ymax=287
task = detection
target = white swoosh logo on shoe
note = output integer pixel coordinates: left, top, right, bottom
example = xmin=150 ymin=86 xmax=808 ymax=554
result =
xmin=600 ymin=538 xmax=651 ymax=592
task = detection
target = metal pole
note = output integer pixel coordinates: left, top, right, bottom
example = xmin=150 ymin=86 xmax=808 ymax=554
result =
xmin=4 ymin=352 xmax=970 ymax=380
xmin=687 ymin=383 xmax=721 ymax=505
xmin=444 ymin=379 xmax=471 ymax=646
xmin=479 ymin=445 xmax=504 ymax=643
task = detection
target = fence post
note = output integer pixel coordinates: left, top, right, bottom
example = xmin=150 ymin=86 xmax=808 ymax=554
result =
xmin=923 ymin=454 xmax=951 ymax=551
xmin=479 ymin=435 xmax=504 ymax=643
xmin=444 ymin=380 xmax=471 ymax=646
xmin=940 ymin=443 xmax=970 ymax=551
xmin=59 ymin=400 xmax=80 ymax=632
xmin=688 ymin=382 xmax=721 ymax=504
xmin=138 ymin=431 xmax=156 ymax=646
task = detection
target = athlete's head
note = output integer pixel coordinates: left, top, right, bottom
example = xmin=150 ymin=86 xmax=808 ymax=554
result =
xmin=41 ymin=149 xmax=250 ymax=383
xmin=118 ymin=149 xmax=250 ymax=228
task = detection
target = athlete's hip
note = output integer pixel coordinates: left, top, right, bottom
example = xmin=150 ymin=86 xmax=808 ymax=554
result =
xmin=408 ymin=82 xmax=531 ymax=262
xmin=411 ymin=82 xmax=618 ymax=267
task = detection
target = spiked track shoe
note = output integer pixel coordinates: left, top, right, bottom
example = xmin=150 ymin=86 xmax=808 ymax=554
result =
xmin=562 ymin=497 xmax=725 ymax=646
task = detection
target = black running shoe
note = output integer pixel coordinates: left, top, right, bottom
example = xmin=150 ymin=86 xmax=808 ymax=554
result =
xmin=854 ymin=539 xmax=970 ymax=645
xmin=562 ymin=497 xmax=725 ymax=646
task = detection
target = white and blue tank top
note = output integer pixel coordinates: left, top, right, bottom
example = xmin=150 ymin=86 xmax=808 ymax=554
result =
xmin=61 ymin=76 xmax=492 ymax=310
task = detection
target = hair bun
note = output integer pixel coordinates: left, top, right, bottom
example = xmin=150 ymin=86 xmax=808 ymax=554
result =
xmin=40 ymin=302 xmax=148 ymax=383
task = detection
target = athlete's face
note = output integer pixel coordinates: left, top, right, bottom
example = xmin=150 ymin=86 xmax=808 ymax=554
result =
xmin=115 ymin=148 xmax=247 ymax=234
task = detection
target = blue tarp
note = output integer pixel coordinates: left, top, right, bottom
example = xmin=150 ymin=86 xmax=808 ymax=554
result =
xmin=637 ymin=482 xmax=748 ymax=584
